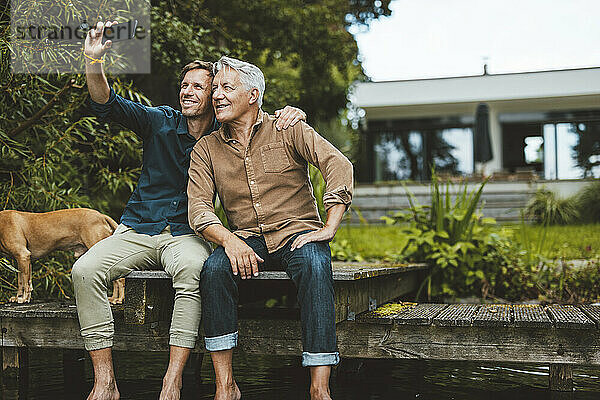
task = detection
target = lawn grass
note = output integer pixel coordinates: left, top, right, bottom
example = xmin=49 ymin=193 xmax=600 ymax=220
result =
xmin=335 ymin=223 xmax=600 ymax=260
xmin=506 ymin=223 xmax=600 ymax=259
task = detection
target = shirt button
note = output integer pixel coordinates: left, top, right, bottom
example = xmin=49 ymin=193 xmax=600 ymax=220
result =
xmin=250 ymin=180 xmax=255 ymax=185
xmin=172 ymin=201 xmax=176 ymax=205
xmin=255 ymin=203 xmax=260 ymax=208
xmin=245 ymin=157 xmax=250 ymax=161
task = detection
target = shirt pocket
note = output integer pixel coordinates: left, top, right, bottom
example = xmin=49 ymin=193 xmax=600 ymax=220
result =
xmin=260 ymin=142 xmax=291 ymax=173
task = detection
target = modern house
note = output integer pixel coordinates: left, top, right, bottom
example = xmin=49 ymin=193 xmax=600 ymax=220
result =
xmin=351 ymin=67 xmax=600 ymax=223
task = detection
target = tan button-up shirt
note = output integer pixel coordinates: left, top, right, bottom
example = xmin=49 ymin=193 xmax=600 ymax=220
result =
xmin=187 ymin=110 xmax=353 ymax=253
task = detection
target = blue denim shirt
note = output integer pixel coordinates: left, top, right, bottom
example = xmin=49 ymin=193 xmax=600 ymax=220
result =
xmin=89 ymin=88 xmax=219 ymax=236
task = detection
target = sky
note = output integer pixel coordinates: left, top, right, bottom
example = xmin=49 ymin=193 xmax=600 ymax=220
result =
xmin=351 ymin=0 xmax=600 ymax=82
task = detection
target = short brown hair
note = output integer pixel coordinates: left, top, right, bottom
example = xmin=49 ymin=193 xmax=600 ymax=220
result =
xmin=179 ymin=60 xmax=214 ymax=84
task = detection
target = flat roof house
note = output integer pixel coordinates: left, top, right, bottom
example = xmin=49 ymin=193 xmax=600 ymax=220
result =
xmin=353 ymin=67 xmax=600 ymax=183
xmin=350 ymin=68 xmax=600 ymax=223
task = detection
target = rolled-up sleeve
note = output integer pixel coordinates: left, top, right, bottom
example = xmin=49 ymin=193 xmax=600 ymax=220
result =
xmin=187 ymin=138 xmax=224 ymax=236
xmin=291 ymin=122 xmax=354 ymax=211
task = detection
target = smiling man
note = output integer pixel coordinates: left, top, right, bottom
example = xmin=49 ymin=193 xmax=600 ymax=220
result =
xmin=188 ymin=56 xmax=353 ymax=400
xmin=72 ymin=22 xmax=305 ymax=400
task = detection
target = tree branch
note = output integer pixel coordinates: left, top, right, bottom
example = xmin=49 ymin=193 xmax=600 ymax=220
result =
xmin=7 ymin=79 xmax=76 ymax=138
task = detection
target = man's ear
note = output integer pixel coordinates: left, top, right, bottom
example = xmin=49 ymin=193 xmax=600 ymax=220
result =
xmin=248 ymin=88 xmax=260 ymax=105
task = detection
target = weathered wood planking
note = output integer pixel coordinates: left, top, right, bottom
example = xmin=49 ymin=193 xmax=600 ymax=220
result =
xmin=127 ymin=262 xmax=428 ymax=281
xmin=356 ymin=302 xmax=416 ymax=324
xmin=3 ymin=302 xmax=600 ymax=368
xmin=393 ymin=303 xmax=448 ymax=325
xmin=126 ymin=262 xmax=427 ymax=324
xmin=546 ymin=305 xmax=596 ymax=330
xmin=432 ymin=304 xmax=479 ymax=327
xmin=579 ymin=305 xmax=600 ymax=329
xmin=513 ymin=305 xmax=553 ymax=328
xmin=472 ymin=304 xmax=512 ymax=327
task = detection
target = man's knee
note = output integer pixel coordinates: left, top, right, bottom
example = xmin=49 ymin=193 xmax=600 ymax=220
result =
xmin=293 ymin=242 xmax=332 ymax=278
xmin=171 ymin=254 xmax=204 ymax=286
xmin=72 ymin=252 xmax=104 ymax=286
xmin=200 ymin=248 xmax=232 ymax=285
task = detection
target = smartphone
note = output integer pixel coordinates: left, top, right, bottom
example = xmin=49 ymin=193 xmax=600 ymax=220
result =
xmin=102 ymin=20 xmax=138 ymax=44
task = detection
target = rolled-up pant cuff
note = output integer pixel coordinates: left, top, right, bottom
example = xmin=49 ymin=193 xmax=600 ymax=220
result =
xmin=302 ymin=352 xmax=340 ymax=367
xmin=83 ymin=338 xmax=113 ymax=352
xmin=169 ymin=337 xmax=197 ymax=349
xmin=204 ymin=331 xmax=238 ymax=352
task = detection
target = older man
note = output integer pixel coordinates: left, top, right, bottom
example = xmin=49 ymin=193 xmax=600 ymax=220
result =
xmin=74 ymin=22 xmax=305 ymax=400
xmin=188 ymin=56 xmax=353 ymax=400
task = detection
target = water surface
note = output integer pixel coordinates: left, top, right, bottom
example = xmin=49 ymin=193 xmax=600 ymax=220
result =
xmin=13 ymin=350 xmax=600 ymax=399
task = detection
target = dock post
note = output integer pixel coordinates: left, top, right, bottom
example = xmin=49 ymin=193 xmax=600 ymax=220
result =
xmin=1 ymin=346 xmax=29 ymax=398
xmin=549 ymin=364 xmax=573 ymax=391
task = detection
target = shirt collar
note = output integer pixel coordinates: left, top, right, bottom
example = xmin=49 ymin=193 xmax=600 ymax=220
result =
xmin=178 ymin=114 xmax=219 ymax=138
xmin=219 ymin=109 xmax=265 ymax=143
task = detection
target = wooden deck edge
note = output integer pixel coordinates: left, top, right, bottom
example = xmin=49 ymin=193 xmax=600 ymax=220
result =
xmin=3 ymin=315 xmax=600 ymax=366
xmin=125 ymin=262 xmax=429 ymax=281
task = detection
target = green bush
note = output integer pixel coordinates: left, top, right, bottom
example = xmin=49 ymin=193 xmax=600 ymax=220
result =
xmin=525 ymin=189 xmax=579 ymax=225
xmin=382 ymin=174 xmax=508 ymax=299
xmin=576 ymin=180 xmax=600 ymax=224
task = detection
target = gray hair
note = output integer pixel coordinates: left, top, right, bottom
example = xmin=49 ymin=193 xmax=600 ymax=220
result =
xmin=213 ymin=56 xmax=265 ymax=107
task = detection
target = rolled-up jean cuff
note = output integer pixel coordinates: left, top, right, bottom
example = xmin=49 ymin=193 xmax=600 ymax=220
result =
xmin=169 ymin=337 xmax=197 ymax=349
xmin=302 ymin=352 xmax=340 ymax=367
xmin=84 ymin=338 xmax=113 ymax=352
xmin=204 ymin=331 xmax=238 ymax=352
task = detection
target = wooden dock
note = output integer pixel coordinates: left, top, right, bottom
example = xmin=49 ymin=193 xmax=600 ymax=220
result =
xmin=0 ymin=262 xmax=426 ymax=396
xmin=4 ymin=263 xmax=599 ymax=393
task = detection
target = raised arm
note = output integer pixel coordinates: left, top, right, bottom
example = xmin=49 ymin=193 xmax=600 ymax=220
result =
xmin=84 ymin=21 xmax=116 ymax=104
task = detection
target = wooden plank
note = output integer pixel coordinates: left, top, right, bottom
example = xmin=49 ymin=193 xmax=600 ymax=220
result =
xmin=124 ymin=276 xmax=174 ymax=325
xmin=337 ymin=323 xmax=600 ymax=365
xmin=472 ymin=304 xmax=512 ymax=327
xmin=432 ymin=304 xmax=479 ymax=326
xmin=0 ymin=301 xmax=78 ymax=319
xmin=579 ymin=305 xmax=600 ymax=329
xmin=334 ymin=271 xmax=419 ymax=323
xmin=393 ymin=303 xmax=447 ymax=325
xmin=356 ymin=302 xmax=417 ymax=324
xmin=1 ymin=346 xmax=29 ymax=397
xmin=3 ymin=303 xmax=600 ymax=367
xmin=546 ymin=305 xmax=595 ymax=329
xmin=513 ymin=304 xmax=552 ymax=328
xmin=126 ymin=262 xmax=428 ymax=281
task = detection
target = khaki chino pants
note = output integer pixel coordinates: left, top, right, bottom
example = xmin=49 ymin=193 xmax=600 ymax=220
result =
xmin=72 ymin=224 xmax=211 ymax=351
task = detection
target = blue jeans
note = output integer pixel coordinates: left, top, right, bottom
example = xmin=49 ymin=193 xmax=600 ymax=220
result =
xmin=200 ymin=232 xmax=339 ymax=367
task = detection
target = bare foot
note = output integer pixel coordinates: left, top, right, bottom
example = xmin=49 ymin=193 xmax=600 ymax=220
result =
xmin=214 ymin=381 xmax=241 ymax=400
xmin=87 ymin=379 xmax=119 ymax=400
xmin=159 ymin=375 xmax=182 ymax=400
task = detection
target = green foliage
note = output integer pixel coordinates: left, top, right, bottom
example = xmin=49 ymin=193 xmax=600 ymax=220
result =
xmin=1 ymin=0 xmax=388 ymax=300
xmin=330 ymin=239 xmax=364 ymax=262
xmin=143 ymin=0 xmax=391 ymax=123
xmin=576 ymin=180 xmax=600 ymax=224
xmin=381 ymin=175 xmax=501 ymax=299
xmin=525 ymin=189 xmax=579 ymax=225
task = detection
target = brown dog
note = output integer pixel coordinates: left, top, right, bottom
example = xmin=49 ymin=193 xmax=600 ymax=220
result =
xmin=0 ymin=208 xmax=124 ymax=304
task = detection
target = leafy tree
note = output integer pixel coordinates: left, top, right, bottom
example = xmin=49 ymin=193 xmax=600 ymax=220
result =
xmin=1 ymin=1 xmax=389 ymax=300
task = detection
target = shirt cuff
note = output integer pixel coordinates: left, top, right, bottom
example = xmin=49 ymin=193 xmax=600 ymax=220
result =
xmin=192 ymin=211 xmax=224 ymax=237
xmin=323 ymin=185 xmax=352 ymax=211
